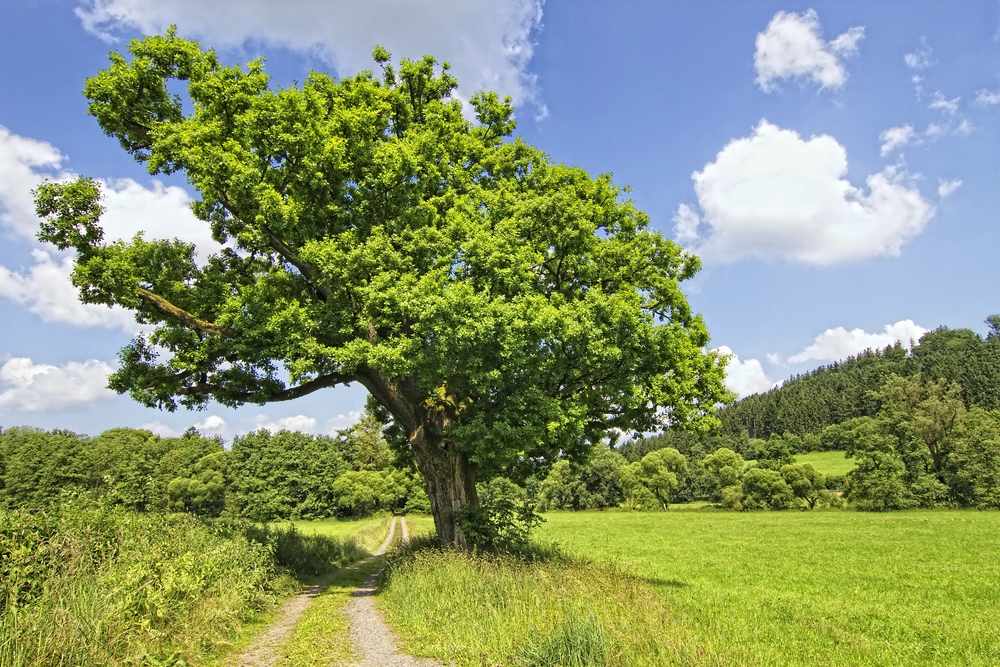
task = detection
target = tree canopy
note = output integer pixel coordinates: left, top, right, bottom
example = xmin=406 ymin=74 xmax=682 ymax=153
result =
xmin=34 ymin=30 xmax=728 ymax=547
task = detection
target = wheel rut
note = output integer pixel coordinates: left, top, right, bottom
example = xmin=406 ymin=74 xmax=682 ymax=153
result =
xmin=229 ymin=517 xmax=434 ymax=667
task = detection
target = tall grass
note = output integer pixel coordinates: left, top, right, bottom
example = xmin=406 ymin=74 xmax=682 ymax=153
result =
xmin=378 ymin=538 xmax=701 ymax=666
xmin=0 ymin=502 xmax=369 ymax=666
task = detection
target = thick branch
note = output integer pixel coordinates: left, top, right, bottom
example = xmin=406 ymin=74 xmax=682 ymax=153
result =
xmin=136 ymin=287 xmax=236 ymax=338
xmin=179 ymin=371 xmax=354 ymax=403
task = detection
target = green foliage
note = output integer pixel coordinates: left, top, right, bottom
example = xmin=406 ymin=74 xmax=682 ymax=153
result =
xmin=454 ymin=477 xmax=542 ymax=551
xmin=740 ymin=468 xmax=794 ymax=510
xmin=228 ymin=429 xmax=349 ymax=521
xmin=535 ymin=445 xmax=628 ymax=511
xmin=621 ymin=447 xmax=687 ymax=510
xmin=0 ymin=427 xmax=222 ymax=512
xmin=720 ymin=317 xmax=1000 ymax=440
xmin=947 ymin=407 xmax=1000 ymax=508
xmin=702 ymin=447 xmax=744 ymax=502
xmin=0 ymin=501 xmax=290 ymax=666
xmin=780 ymin=463 xmax=826 ymax=509
xmin=332 ymin=469 xmax=407 ymax=516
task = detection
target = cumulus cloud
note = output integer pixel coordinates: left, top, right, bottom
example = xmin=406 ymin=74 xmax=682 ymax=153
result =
xmin=754 ymin=9 xmax=863 ymax=91
xmin=326 ymin=410 xmax=364 ymax=434
xmin=788 ymin=320 xmax=928 ymax=364
xmin=0 ymin=249 xmax=140 ymax=331
xmin=879 ymin=124 xmax=916 ymax=156
xmin=195 ymin=414 xmax=228 ymax=437
xmin=938 ymin=178 xmax=962 ymax=198
xmin=0 ymin=126 xmax=68 ymax=237
xmin=671 ymin=203 xmax=701 ymax=244
xmin=975 ymin=89 xmax=1000 ymax=106
xmin=716 ymin=346 xmax=777 ymax=399
xmin=0 ymin=357 xmax=115 ymax=414
xmin=74 ymin=0 xmax=545 ymax=111
xmin=679 ymin=120 xmax=934 ymax=265
xmin=140 ymin=421 xmax=182 ymax=438
xmin=248 ymin=413 xmax=318 ymax=434
xmin=0 ymin=125 xmax=221 ymax=330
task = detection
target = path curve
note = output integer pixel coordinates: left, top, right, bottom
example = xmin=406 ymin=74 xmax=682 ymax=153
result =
xmin=229 ymin=517 xmax=399 ymax=667
xmin=344 ymin=516 xmax=441 ymax=667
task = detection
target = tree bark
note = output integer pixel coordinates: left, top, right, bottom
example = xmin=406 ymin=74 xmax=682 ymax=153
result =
xmin=409 ymin=425 xmax=479 ymax=549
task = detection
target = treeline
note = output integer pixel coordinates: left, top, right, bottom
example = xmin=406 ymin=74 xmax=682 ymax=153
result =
xmin=0 ymin=410 xmax=427 ymax=519
xmin=529 ymin=370 xmax=1000 ymax=511
xmin=720 ymin=316 xmax=1000 ymax=439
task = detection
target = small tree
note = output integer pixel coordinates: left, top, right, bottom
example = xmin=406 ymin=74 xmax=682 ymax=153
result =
xmin=35 ymin=31 xmax=728 ymax=547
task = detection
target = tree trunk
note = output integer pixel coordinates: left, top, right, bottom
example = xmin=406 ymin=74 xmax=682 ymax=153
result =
xmin=410 ymin=426 xmax=479 ymax=549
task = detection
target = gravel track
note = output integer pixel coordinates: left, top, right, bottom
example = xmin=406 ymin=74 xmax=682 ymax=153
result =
xmin=228 ymin=517 xmax=401 ymax=667
xmin=344 ymin=516 xmax=442 ymax=667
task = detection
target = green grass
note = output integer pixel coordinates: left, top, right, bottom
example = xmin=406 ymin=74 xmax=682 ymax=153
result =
xmin=277 ymin=514 xmax=393 ymax=554
xmin=793 ymin=449 xmax=856 ymax=476
xmin=378 ymin=510 xmax=1000 ymax=666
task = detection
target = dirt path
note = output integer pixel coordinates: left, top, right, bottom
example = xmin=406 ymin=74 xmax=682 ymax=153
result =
xmin=343 ymin=516 xmax=442 ymax=667
xmin=228 ymin=518 xmax=400 ymax=667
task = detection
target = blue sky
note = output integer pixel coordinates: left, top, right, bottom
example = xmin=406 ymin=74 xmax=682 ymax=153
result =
xmin=1 ymin=1 xmax=998 ymax=440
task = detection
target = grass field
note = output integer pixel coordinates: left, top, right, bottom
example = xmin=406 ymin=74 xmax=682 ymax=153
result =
xmin=794 ymin=449 xmax=856 ymax=476
xmin=379 ymin=510 xmax=1000 ymax=666
xmin=279 ymin=514 xmax=393 ymax=553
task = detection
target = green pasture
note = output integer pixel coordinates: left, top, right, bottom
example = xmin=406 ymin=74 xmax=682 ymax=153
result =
xmin=277 ymin=514 xmax=392 ymax=553
xmin=379 ymin=510 xmax=1000 ymax=666
xmin=793 ymin=449 xmax=856 ymax=476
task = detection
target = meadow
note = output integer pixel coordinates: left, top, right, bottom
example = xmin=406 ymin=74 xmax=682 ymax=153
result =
xmin=793 ymin=450 xmax=856 ymax=476
xmin=379 ymin=509 xmax=1000 ymax=666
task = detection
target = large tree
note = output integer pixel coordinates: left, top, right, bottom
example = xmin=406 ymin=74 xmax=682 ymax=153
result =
xmin=34 ymin=31 xmax=728 ymax=547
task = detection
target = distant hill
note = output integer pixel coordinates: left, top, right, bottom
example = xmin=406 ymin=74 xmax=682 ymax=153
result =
xmin=718 ymin=316 xmax=1000 ymax=439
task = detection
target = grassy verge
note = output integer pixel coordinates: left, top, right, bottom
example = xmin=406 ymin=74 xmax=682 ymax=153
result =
xmin=378 ymin=539 xmax=701 ymax=666
xmin=0 ymin=503 xmax=378 ymax=667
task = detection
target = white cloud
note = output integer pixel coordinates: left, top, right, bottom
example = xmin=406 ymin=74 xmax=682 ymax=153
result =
xmin=937 ymin=178 xmax=962 ymax=198
xmin=248 ymin=413 xmax=318 ymax=434
xmin=683 ymin=120 xmax=934 ymax=265
xmin=879 ymin=124 xmax=916 ymax=155
xmin=74 ymin=0 xmax=545 ymax=111
xmin=140 ymin=420 xmax=182 ymax=438
xmin=925 ymin=117 xmax=973 ymax=139
xmin=904 ymin=40 xmax=933 ymax=70
xmin=0 ymin=357 xmax=115 ymax=414
xmin=672 ymin=203 xmax=701 ymax=244
xmin=325 ymin=410 xmax=364 ymax=434
xmin=754 ymin=9 xmax=863 ymax=91
xmin=0 ymin=126 xmax=69 ymax=237
xmin=766 ymin=352 xmax=784 ymax=366
xmin=0 ymin=125 xmax=222 ymax=330
xmin=788 ymin=320 xmax=928 ymax=364
xmin=716 ymin=346 xmax=777 ymax=399
xmin=975 ymin=89 xmax=1000 ymax=106
xmin=929 ymin=92 xmax=960 ymax=115
xmin=0 ymin=249 xmax=140 ymax=331
xmin=195 ymin=414 xmax=228 ymax=437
